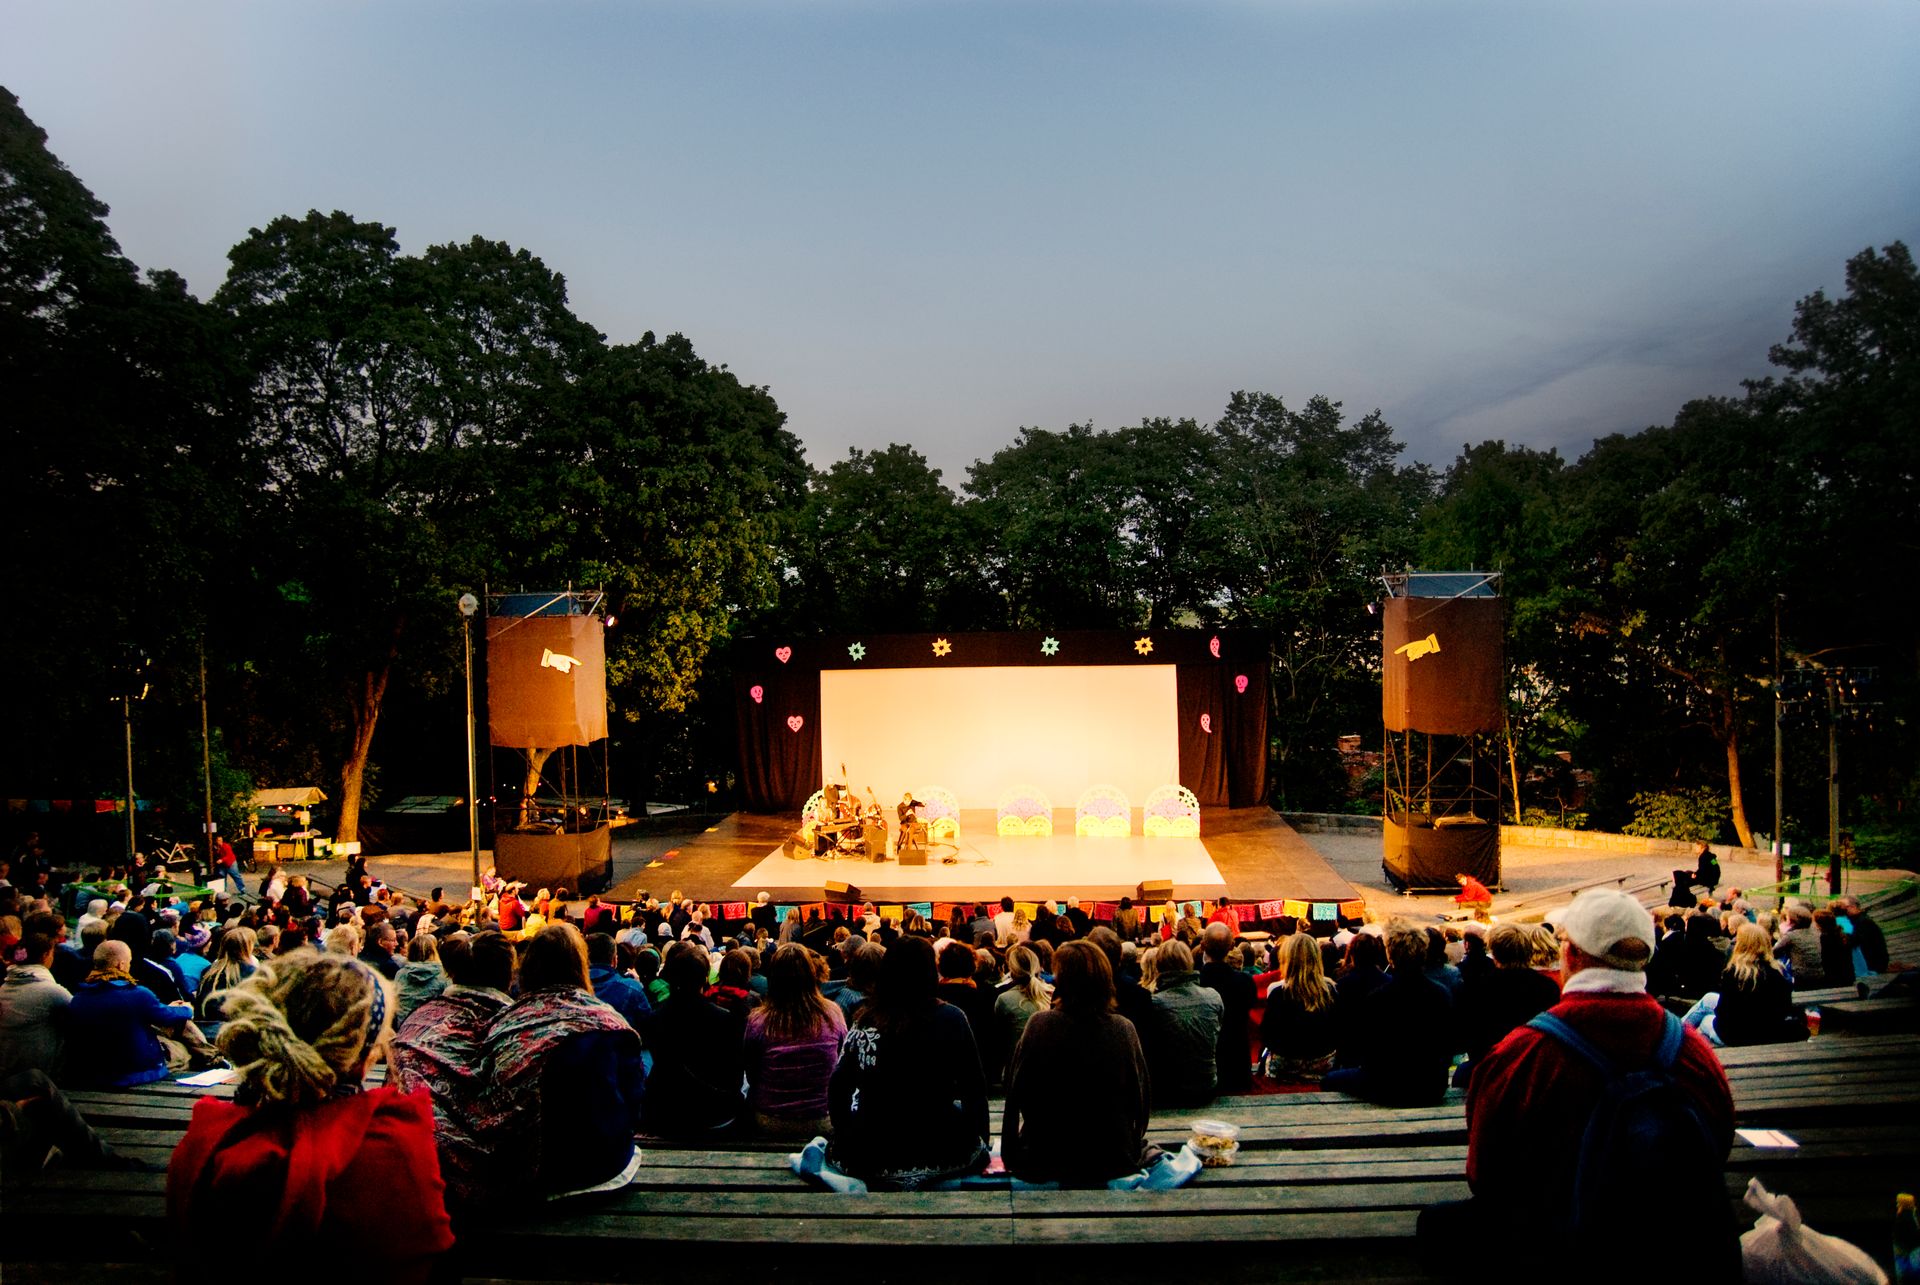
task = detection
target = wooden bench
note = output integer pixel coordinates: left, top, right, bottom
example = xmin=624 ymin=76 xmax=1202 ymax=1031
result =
xmin=12 ymin=1034 xmax=1913 ymax=1279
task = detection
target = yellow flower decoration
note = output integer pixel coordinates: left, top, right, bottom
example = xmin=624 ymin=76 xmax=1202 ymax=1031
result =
xmin=932 ymin=638 xmax=952 ymax=657
xmin=1134 ymin=636 xmax=1154 ymax=656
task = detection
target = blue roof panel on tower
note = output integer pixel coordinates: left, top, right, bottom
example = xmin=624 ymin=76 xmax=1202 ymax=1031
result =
xmin=1404 ymin=572 xmax=1500 ymax=598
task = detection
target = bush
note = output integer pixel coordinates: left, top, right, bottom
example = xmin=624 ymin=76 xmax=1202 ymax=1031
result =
xmin=1621 ymin=788 xmax=1728 ymax=843
xmin=1520 ymin=807 xmax=1589 ymax=830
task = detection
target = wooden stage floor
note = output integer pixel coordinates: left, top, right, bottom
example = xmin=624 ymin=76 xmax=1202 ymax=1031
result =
xmin=606 ymin=807 xmax=1360 ymax=908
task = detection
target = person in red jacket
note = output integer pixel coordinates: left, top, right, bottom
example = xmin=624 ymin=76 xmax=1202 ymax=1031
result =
xmin=1419 ymin=888 xmax=1737 ymax=1280
xmin=169 ymin=951 xmax=453 ymax=1282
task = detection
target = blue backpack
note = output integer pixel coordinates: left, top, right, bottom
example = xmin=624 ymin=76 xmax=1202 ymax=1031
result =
xmin=1526 ymin=1010 xmax=1741 ymax=1280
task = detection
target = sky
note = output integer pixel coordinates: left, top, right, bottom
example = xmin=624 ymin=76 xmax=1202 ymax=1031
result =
xmin=6 ymin=0 xmax=1917 ymax=484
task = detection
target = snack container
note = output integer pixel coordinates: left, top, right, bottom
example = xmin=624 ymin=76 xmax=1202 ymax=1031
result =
xmin=1188 ymin=1119 xmax=1241 ymax=1167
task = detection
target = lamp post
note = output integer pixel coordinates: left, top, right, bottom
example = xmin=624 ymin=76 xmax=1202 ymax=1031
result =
xmin=459 ymin=592 xmax=480 ymax=893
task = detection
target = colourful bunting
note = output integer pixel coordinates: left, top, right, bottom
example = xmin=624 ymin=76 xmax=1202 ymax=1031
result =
xmin=908 ymin=902 xmax=934 ymax=921
xmin=1093 ymin=902 xmax=1118 ymax=921
xmin=721 ymin=902 xmax=748 ymax=920
xmin=879 ymin=904 xmax=904 ymax=922
xmin=1282 ymin=899 xmax=1310 ymax=919
xmin=1258 ymin=900 xmax=1284 ymax=920
xmin=1014 ymin=901 xmax=1039 ymax=921
xmin=1339 ymin=899 xmax=1367 ymax=920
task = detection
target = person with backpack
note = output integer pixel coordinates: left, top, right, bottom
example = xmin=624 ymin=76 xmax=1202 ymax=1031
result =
xmin=1417 ymin=889 xmax=1739 ymax=1282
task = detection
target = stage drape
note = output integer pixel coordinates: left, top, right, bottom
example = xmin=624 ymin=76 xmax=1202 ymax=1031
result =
xmin=1383 ymin=814 xmax=1499 ymax=890
xmin=734 ymin=662 xmax=821 ymax=813
xmin=1381 ymin=596 xmax=1504 ymax=735
xmin=735 ymin=632 xmax=1268 ymax=813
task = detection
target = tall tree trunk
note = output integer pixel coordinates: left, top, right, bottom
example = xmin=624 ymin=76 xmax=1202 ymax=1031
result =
xmin=332 ymin=614 xmax=405 ymax=844
xmin=1721 ymin=696 xmax=1756 ymax=850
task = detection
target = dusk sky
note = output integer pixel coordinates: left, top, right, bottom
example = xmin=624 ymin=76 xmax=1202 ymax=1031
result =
xmin=8 ymin=0 xmax=1917 ymax=483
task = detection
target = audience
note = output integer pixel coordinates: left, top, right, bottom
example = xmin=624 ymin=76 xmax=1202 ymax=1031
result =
xmin=393 ymin=932 xmax=449 ymax=1025
xmin=1323 ymin=920 xmax=1454 ymax=1106
xmin=743 ymin=942 xmax=847 ymax=1140
xmin=1002 ymin=940 xmax=1156 ymax=1186
xmin=0 ymin=917 xmax=72 ymax=1080
xmin=1686 ymin=922 xmax=1801 ymax=1047
xmin=64 ymin=940 xmax=195 ymax=1087
xmin=641 ymin=943 xmax=747 ymax=1137
xmin=827 ymin=935 xmax=990 ymax=1189
xmin=1259 ymin=932 xmax=1340 ymax=1082
xmin=990 ymin=945 xmax=1051 ymax=1086
xmin=1198 ymin=923 xmax=1255 ymax=1092
xmin=1145 ymin=939 xmax=1223 ymax=1108
xmin=169 ymin=951 xmax=453 ymax=1279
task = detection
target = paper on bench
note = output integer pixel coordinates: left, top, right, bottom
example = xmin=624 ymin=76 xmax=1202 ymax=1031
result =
xmin=1735 ymin=1128 xmax=1798 ymax=1148
xmin=178 ymin=1068 xmax=239 ymax=1086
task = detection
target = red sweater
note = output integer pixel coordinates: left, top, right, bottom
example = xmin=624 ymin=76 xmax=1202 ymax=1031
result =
xmin=1465 ymin=991 xmax=1733 ymax=1214
xmin=170 ymin=1086 xmax=454 ymax=1281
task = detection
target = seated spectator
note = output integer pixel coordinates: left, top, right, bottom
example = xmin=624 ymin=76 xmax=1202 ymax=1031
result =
xmin=169 ymin=951 xmax=453 ymax=1278
xmin=358 ymin=919 xmax=403 ymax=981
xmin=828 ymin=935 xmax=990 ymax=1189
xmin=1812 ymin=907 xmax=1854 ymax=989
xmin=1774 ymin=904 xmax=1824 ymax=987
xmin=990 ymin=945 xmax=1051 ymax=1086
xmin=935 ymin=938 xmax=996 ymax=1065
xmin=1002 ymin=939 xmax=1156 ymax=1186
xmin=634 ymin=946 xmax=669 ymax=1005
xmin=0 ymin=917 xmax=72 ymax=1080
xmin=108 ymin=912 xmax=184 ymax=1004
xmin=1456 ymin=924 xmax=1562 ymax=1079
xmin=641 ymin=943 xmax=747 ymax=1137
xmin=581 ymin=894 xmax=616 ymax=936
xmin=474 ymin=923 xmax=645 ymax=1201
xmin=1647 ymin=913 xmax=1687 ymax=997
xmin=1330 ymin=931 xmax=1389 ymax=1068
xmin=1198 ymin=923 xmax=1255 ymax=1092
xmin=1260 ymin=931 xmax=1339 ymax=1082
xmin=394 ymin=933 xmax=449 ymax=1026
xmin=1835 ymin=893 xmax=1889 ymax=975
xmin=1146 ymin=939 xmax=1223 ymax=1108
xmin=1111 ymin=897 xmax=1139 ymax=943
xmin=64 ymin=940 xmax=194 ymax=1087
xmin=392 ymin=931 xmax=516 ymax=1211
xmin=1686 ymin=922 xmax=1801 ymax=1047
xmin=1324 ymin=920 xmax=1454 ymax=1106
xmin=705 ymin=947 xmax=759 ymax=1019
xmin=1674 ymin=913 xmax=1728 ymax=999
xmin=833 ymin=941 xmax=884 ymax=1024
xmin=585 ymin=930 xmax=651 ymax=1029
xmin=744 ymin=943 xmax=847 ymax=1140
xmin=194 ymin=927 xmax=258 ymax=1023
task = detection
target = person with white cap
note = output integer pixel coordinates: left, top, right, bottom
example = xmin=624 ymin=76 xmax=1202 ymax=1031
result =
xmin=1418 ymin=888 xmax=1738 ymax=1280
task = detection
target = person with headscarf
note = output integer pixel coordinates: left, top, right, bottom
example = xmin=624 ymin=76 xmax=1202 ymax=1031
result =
xmin=167 ymin=951 xmax=453 ymax=1281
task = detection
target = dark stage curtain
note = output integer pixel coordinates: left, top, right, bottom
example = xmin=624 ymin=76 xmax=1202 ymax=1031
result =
xmin=1383 ymin=814 xmax=1499 ymax=890
xmin=1176 ymin=658 xmax=1267 ymax=807
xmin=734 ymin=664 xmax=821 ymax=813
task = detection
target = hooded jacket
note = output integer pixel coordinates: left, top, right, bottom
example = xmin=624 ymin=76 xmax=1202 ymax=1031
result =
xmin=169 ymin=1086 xmax=453 ymax=1283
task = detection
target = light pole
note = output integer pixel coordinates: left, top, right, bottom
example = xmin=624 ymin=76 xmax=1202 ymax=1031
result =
xmin=459 ymin=593 xmax=481 ymax=893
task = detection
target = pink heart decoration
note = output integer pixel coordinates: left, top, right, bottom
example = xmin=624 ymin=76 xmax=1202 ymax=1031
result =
xmin=1200 ymin=713 xmax=1213 ymax=734
xmin=775 ymin=646 xmax=792 ymax=664
xmin=749 ymin=685 xmax=764 ymax=704
xmin=1234 ymin=674 xmax=1249 ymax=694
xmin=786 ymin=714 xmax=804 ymax=733
xmin=1209 ymin=636 xmax=1221 ymax=658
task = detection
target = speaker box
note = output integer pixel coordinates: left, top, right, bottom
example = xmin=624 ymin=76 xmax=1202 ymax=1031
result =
xmin=864 ymin=830 xmax=888 ymax=860
xmin=1138 ymin=878 xmax=1173 ymax=901
xmin=898 ymin=846 xmax=927 ymax=866
xmin=825 ymin=879 xmax=862 ymax=903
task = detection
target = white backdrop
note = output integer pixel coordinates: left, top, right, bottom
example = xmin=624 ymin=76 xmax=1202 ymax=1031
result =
xmin=819 ymin=664 xmax=1179 ymax=810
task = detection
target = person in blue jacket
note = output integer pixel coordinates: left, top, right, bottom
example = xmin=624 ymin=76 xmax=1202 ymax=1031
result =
xmin=63 ymin=940 xmax=193 ymax=1087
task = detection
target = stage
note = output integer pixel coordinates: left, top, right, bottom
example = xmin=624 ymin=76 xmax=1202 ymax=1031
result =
xmin=607 ymin=807 xmax=1362 ymax=910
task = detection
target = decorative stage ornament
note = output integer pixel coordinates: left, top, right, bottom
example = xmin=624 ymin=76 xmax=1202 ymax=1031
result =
xmin=920 ymin=787 xmax=961 ymax=840
xmin=786 ymin=714 xmax=804 ymax=732
xmin=775 ymin=646 xmax=793 ymax=664
xmin=1143 ymin=784 xmax=1201 ymax=838
xmin=1235 ymin=674 xmax=1249 ymax=694
xmin=1393 ymin=632 xmax=1441 ymax=662
xmin=1041 ymin=636 xmax=1060 ymax=656
xmin=1200 ymin=713 xmax=1212 ymax=734
xmin=932 ymin=638 xmax=952 ymax=657
xmin=1133 ymin=636 xmax=1154 ymax=656
xmin=996 ymin=787 xmax=1054 ymax=837
xmin=750 ymin=685 xmax=764 ymax=704
xmin=540 ymin=648 xmax=581 ymax=674
xmin=1075 ymin=785 xmax=1133 ymax=837
xmin=1209 ymin=635 xmax=1221 ymax=658
xmin=847 ymin=642 xmax=866 ymax=662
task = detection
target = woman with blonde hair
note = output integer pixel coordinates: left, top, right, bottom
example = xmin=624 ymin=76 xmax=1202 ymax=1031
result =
xmin=393 ymin=932 xmax=449 ymax=1025
xmin=194 ymin=927 xmax=258 ymax=1023
xmin=990 ymin=945 xmax=1051 ymax=1085
xmin=1259 ymin=932 xmax=1340 ymax=1081
xmin=1685 ymin=922 xmax=1800 ymax=1047
xmin=168 ymin=952 xmax=453 ymax=1277
xmin=1001 ymin=906 xmax=1031 ymax=948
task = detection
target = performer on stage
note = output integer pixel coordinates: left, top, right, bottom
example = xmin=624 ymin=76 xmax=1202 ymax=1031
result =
xmin=895 ymin=792 xmax=924 ymax=855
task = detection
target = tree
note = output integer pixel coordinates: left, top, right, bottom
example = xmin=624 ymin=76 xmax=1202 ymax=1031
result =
xmin=214 ymin=214 xmax=600 ymax=840
xmin=1201 ymin=392 xmax=1434 ymax=808
xmin=782 ymin=443 xmax=998 ymax=634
